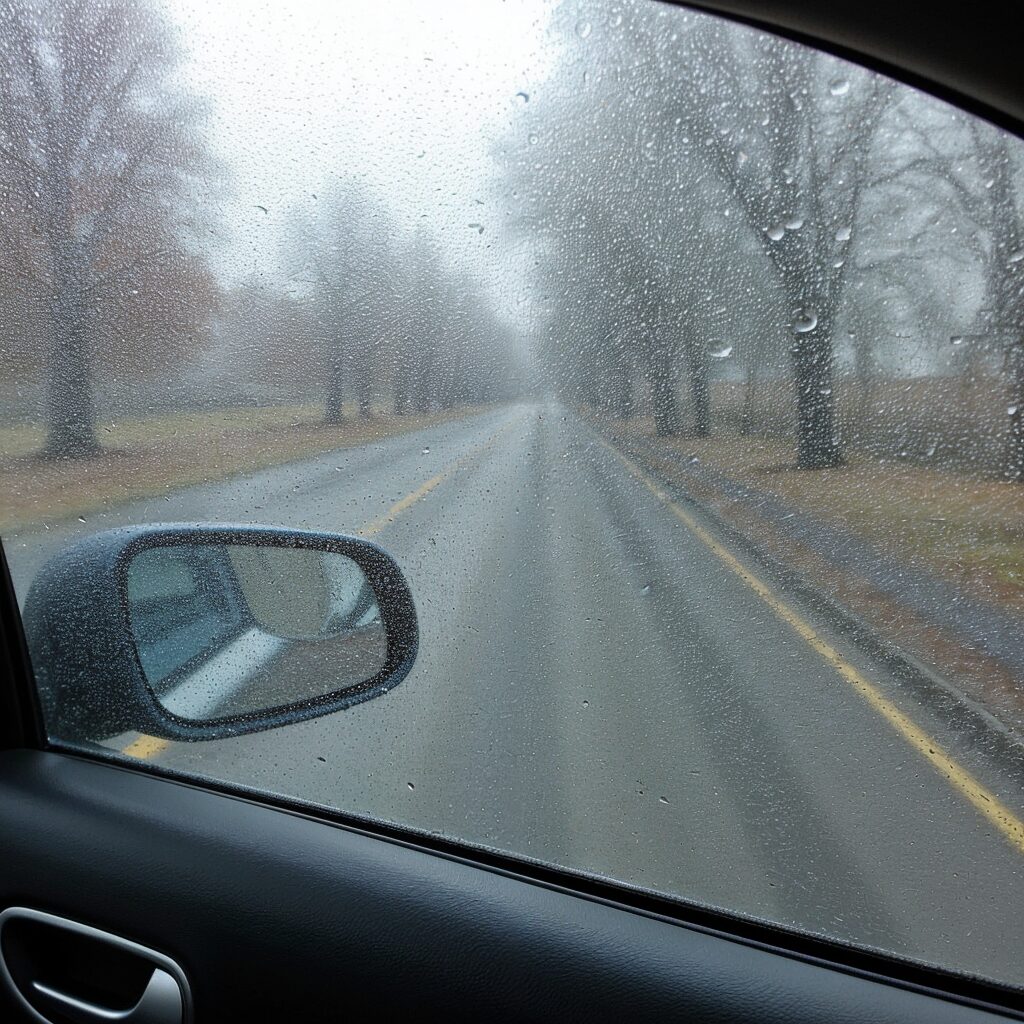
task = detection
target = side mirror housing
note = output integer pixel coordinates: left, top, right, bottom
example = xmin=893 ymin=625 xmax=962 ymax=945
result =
xmin=22 ymin=524 xmax=419 ymax=744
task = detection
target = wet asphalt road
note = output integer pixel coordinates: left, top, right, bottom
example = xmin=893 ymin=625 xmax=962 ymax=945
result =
xmin=5 ymin=401 xmax=1024 ymax=984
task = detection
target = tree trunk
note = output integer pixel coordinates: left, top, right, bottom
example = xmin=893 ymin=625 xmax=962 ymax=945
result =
xmin=356 ymin=347 xmax=374 ymax=417
xmin=646 ymin=335 xmax=681 ymax=437
xmin=650 ymin=362 xmax=681 ymax=436
xmin=413 ymin=376 xmax=432 ymax=413
xmin=1007 ymin=343 xmax=1024 ymax=481
xmin=611 ymin=362 xmax=633 ymax=419
xmin=410 ymin=345 xmax=434 ymax=414
xmin=687 ymin=349 xmax=709 ymax=437
xmin=325 ymin=361 xmax=345 ymax=424
xmin=43 ymin=291 xmax=99 ymax=459
xmin=791 ymin=326 xmax=841 ymax=469
xmin=849 ymin=321 xmax=875 ymax=442
xmin=740 ymin=360 xmax=758 ymax=437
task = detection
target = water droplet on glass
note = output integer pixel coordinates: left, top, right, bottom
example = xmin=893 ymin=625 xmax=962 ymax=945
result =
xmin=793 ymin=309 xmax=818 ymax=333
xmin=515 ymin=90 xmax=529 ymax=103
xmin=829 ymin=79 xmax=850 ymax=96
xmin=835 ymin=226 xmax=852 ymax=242
xmin=576 ymin=20 xmax=592 ymax=38
xmin=421 ymin=447 xmax=430 ymax=455
xmin=951 ymin=336 xmax=964 ymax=346
xmin=1009 ymin=250 xmax=1024 ymax=264
xmin=1009 ymin=405 xmax=1020 ymax=416
xmin=528 ymin=133 xmax=539 ymax=145
xmin=407 ymin=782 xmax=415 ymax=791
xmin=710 ymin=345 xmax=733 ymax=359
xmin=785 ymin=215 xmax=804 ymax=230
xmin=766 ymin=224 xmax=785 ymax=241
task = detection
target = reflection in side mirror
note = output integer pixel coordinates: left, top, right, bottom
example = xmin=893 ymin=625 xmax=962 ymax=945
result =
xmin=126 ymin=544 xmax=387 ymax=722
xmin=22 ymin=525 xmax=418 ymax=744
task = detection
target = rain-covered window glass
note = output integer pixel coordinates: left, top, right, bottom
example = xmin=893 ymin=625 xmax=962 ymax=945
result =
xmin=3 ymin=0 xmax=1024 ymax=990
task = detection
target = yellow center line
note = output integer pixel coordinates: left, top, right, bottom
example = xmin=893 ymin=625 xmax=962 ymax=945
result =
xmin=355 ymin=471 xmax=449 ymax=540
xmin=359 ymin=419 xmax=514 ymax=540
xmin=599 ymin=438 xmax=1024 ymax=857
xmin=120 ymin=417 xmax=516 ymax=761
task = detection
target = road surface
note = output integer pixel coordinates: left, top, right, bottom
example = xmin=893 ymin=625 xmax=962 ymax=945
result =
xmin=6 ymin=402 xmax=1024 ymax=985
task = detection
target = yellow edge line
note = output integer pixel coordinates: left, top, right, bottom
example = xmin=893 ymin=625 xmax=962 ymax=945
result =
xmin=120 ymin=734 xmax=169 ymax=760
xmin=600 ymin=438 xmax=1024 ymax=857
xmin=122 ymin=417 xmax=516 ymax=761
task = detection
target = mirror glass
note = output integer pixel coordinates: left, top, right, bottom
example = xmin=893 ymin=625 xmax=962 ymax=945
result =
xmin=125 ymin=542 xmax=387 ymax=721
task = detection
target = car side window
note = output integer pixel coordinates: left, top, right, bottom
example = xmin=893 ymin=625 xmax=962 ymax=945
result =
xmin=2 ymin=0 xmax=1024 ymax=996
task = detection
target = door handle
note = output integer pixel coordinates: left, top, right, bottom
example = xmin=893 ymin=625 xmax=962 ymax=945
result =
xmin=32 ymin=967 xmax=181 ymax=1024
xmin=0 ymin=907 xmax=190 ymax=1024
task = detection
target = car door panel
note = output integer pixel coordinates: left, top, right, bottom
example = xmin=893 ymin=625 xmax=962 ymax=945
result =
xmin=0 ymin=750 xmax=1014 ymax=1023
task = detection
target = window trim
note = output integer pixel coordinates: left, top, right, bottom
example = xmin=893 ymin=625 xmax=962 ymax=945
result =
xmin=21 ymin=742 xmax=1021 ymax=1020
xmin=677 ymin=0 xmax=1024 ymax=141
xmin=0 ymin=545 xmax=44 ymax=752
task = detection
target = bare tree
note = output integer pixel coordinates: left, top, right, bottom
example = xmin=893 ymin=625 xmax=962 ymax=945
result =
xmin=653 ymin=22 xmax=894 ymax=467
xmin=0 ymin=0 xmax=218 ymax=456
xmin=280 ymin=187 xmax=396 ymax=423
xmin=860 ymin=103 xmax=1024 ymax=477
xmin=966 ymin=126 xmax=1024 ymax=479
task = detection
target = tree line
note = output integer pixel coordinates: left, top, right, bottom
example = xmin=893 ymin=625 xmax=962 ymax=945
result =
xmin=499 ymin=3 xmax=1024 ymax=479
xmin=3 ymin=0 xmax=1023 ymax=478
xmin=0 ymin=0 xmax=219 ymax=457
xmin=0 ymin=0 xmax=523 ymax=459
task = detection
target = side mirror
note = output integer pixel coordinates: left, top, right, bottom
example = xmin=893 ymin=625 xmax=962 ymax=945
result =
xmin=22 ymin=524 xmax=419 ymax=744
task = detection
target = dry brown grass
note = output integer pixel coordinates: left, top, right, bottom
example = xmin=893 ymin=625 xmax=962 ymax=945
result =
xmin=712 ymin=373 xmax=1018 ymax=475
xmin=611 ymin=416 xmax=1024 ymax=616
xmin=0 ymin=403 xmax=483 ymax=533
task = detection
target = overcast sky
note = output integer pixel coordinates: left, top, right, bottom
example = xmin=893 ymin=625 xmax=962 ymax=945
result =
xmin=169 ymin=0 xmax=561 ymax=321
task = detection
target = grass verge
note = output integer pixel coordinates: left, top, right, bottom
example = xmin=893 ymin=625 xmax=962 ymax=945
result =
xmin=610 ymin=417 xmax=1024 ymax=616
xmin=0 ymin=402 xmax=486 ymax=533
